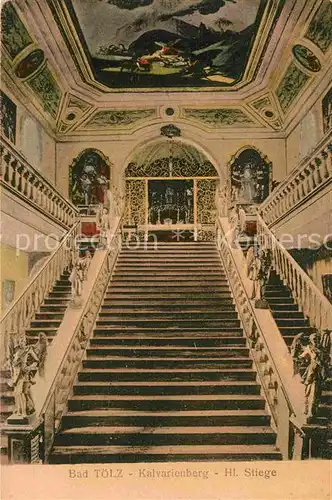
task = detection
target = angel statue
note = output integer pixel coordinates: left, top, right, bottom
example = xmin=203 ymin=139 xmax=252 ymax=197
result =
xmin=290 ymin=330 xmax=331 ymax=418
xmin=7 ymin=333 xmax=48 ymax=419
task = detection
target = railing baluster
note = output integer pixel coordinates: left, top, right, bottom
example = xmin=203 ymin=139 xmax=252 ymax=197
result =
xmin=1 ymin=137 xmax=78 ymax=228
xmin=257 ymin=215 xmax=332 ymax=332
xmin=260 ymin=138 xmax=331 ymax=226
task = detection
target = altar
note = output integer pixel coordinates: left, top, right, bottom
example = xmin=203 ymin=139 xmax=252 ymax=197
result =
xmin=123 ymin=141 xmax=219 ymax=241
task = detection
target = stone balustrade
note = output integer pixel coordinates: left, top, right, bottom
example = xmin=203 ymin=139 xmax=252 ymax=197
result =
xmin=257 ymin=215 xmax=332 ymax=332
xmin=260 ymin=136 xmax=332 ymax=227
xmin=40 ymin=220 xmax=122 ymax=461
xmin=0 ymin=136 xmax=78 ymax=228
xmin=216 ymin=217 xmax=306 ymax=459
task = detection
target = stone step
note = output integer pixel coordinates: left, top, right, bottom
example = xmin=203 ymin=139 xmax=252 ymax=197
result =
xmin=35 ymin=312 xmax=65 ymax=320
xmin=116 ymin=259 xmax=221 ymax=265
xmin=50 ymin=443 xmax=281 ymax=463
xmin=39 ymin=305 xmax=68 ymax=312
xmin=82 ymin=357 xmax=253 ymax=370
xmin=73 ymin=380 xmax=261 ymax=396
xmin=92 ymin=328 xmax=244 ymax=337
xmin=274 ymin=318 xmax=309 ymax=327
xmin=98 ymin=310 xmax=238 ymax=319
xmin=111 ymin=277 xmax=228 ymax=283
xmin=30 ymin=320 xmax=62 ymax=328
xmin=272 ymin=311 xmax=304 ymax=319
xmin=78 ymin=368 xmax=257 ymax=382
xmin=95 ymin=319 xmax=241 ymax=328
xmin=60 ymin=409 xmax=272 ymax=429
xmin=67 ymin=394 xmax=265 ymax=412
xmin=53 ymin=425 xmax=276 ymax=447
xmin=102 ymin=299 xmax=234 ymax=307
xmin=105 ymin=290 xmax=233 ymax=297
xmin=113 ymin=266 xmax=226 ymax=279
xmin=86 ymin=346 xmax=249 ymax=358
xmin=90 ymin=336 xmax=246 ymax=346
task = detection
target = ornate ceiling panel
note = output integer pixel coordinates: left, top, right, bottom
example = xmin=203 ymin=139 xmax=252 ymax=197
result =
xmin=46 ymin=0 xmax=284 ymax=92
xmin=180 ymin=107 xmax=262 ymax=128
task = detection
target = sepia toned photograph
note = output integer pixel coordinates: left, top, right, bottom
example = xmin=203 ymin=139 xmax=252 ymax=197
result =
xmin=0 ymin=0 xmax=331 ymax=499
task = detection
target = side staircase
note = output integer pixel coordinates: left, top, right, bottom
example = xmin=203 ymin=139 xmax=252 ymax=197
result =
xmin=50 ymin=242 xmax=282 ymax=463
xmin=238 ymin=237 xmax=332 ymax=458
xmin=0 ymin=269 xmax=72 ymax=461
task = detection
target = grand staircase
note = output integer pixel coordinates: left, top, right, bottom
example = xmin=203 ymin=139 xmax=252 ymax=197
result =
xmin=50 ymin=242 xmax=281 ymax=463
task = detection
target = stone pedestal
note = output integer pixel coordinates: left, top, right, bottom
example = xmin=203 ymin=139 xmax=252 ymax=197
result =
xmin=3 ymin=417 xmax=43 ymax=464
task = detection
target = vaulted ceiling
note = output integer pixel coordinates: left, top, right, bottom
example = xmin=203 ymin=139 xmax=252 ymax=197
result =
xmin=1 ymin=0 xmax=331 ymax=137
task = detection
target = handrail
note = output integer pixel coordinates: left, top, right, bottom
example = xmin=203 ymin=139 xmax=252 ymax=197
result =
xmin=216 ymin=217 xmax=306 ymax=457
xmin=0 ymin=135 xmax=78 ymax=228
xmin=260 ymin=134 xmax=332 ymax=226
xmin=40 ymin=217 xmax=123 ymax=460
xmin=257 ymin=214 xmax=332 ymax=331
xmin=0 ymin=221 xmax=81 ymax=363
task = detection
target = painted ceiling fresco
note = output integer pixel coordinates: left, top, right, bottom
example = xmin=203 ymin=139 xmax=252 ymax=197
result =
xmin=64 ymin=0 xmax=272 ymax=89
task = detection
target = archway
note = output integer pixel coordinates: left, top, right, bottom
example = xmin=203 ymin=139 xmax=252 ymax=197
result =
xmin=124 ymin=140 xmax=219 ymax=241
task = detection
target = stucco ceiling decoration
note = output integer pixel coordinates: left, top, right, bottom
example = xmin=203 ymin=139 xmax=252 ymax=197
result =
xmin=78 ymin=108 xmax=158 ymax=131
xmin=57 ymin=92 xmax=94 ymax=133
xmin=248 ymin=92 xmax=283 ymax=130
xmin=180 ymin=106 xmax=265 ymax=129
xmin=46 ymin=0 xmax=284 ymax=93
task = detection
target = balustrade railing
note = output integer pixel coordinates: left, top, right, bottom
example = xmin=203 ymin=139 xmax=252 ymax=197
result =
xmin=0 ymin=136 xmax=78 ymax=228
xmin=216 ymin=218 xmax=305 ymax=458
xmin=0 ymin=222 xmax=81 ymax=365
xmin=260 ymin=136 xmax=332 ymax=226
xmin=41 ymin=219 xmax=122 ymax=461
xmin=257 ymin=215 xmax=332 ymax=331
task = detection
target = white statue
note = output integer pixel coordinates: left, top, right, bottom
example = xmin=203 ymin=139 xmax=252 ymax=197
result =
xmin=69 ymin=251 xmax=89 ymax=299
xmin=97 ymin=205 xmax=111 ymax=247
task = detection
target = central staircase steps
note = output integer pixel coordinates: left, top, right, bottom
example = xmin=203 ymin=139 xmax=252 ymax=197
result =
xmin=50 ymin=242 xmax=281 ymax=463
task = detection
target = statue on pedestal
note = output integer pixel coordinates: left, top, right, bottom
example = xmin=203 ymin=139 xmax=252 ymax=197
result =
xmin=246 ymin=245 xmax=272 ymax=308
xmin=7 ymin=333 xmax=48 ymax=422
xmin=291 ymin=329 xmax=331 ymax=417
xmin=97 ymin=205 xmax=111 ymax=248
xmin=69 ymin=250 xmax=89 ymax=306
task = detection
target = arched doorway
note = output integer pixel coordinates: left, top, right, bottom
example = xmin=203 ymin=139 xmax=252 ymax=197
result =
xmin=124 ymin=140 xmax=219 ymax=241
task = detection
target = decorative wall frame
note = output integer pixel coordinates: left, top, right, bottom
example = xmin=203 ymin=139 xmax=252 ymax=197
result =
xmin=228 ymin=146 xmax=272 ymax=206
xmin=69 ymin=149 xmax=112 ymax=206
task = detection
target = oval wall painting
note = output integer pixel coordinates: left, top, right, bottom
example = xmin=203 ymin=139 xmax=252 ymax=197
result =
xmin=292 ymin=44 xmax=321 ymax=73
xmin=15 ymin=49 xmax=45 ymax=79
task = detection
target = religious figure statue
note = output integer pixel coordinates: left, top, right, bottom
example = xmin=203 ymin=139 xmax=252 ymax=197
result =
xmin=229 ymin=205 xmax=240 ymax=245
xmin=246 ymin=245 xmax=272 ymax=308
xmin=69 ymin=250 xmax=90 ymax=304
xmin=97 ymin=205 xmax=111 ymax=248
xmin=215 ymin=183 xmax=228 ymax=217
xmin=291 ymin=329 xmax=331 ymax=417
